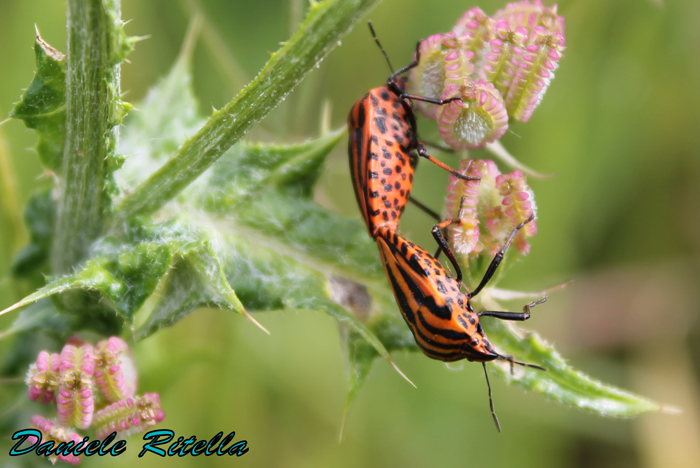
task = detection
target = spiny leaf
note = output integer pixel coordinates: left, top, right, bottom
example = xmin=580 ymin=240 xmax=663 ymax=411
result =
xmin=194 ymin=128 xmax=344 ymax=207
xmin=1 ymin=215 xmax=256 ymax=336
xmin=117 ymin=19 xmax=204 ymax=189
xmin=115 ymin=0 xmax=383 ymax=220
xmin=125 ymin=125 xmax=408 ymax=382
xmin=340 ymin=331 xmax=376 ymax=439
xmin=135 ymin=239 xmax=260 ymax=339
xmin=339 ymin=288 xmax=421 ymax=425
xmin=184 ymin=139 xmax=414 ymax=384
xmin=0 ymin=300 xmax=71 ymax=342
xmin=482 ymin=311 xmax=664 ymax=417
xmin=191 ymin=131 xmax=380 ymax=280
xmin=205 ymin=233 xmax=410 ymax=385
xmin=12 ymin=189 xmax=55 ymax=282
xmin=9 ymin=31 xmax=66 ymax=173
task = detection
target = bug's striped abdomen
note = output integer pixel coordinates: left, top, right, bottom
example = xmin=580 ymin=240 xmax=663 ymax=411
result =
xmin=375 ymin=227 xmax=498 ymax=363
xmin=348 ymin=87 xmax=417 ymax=236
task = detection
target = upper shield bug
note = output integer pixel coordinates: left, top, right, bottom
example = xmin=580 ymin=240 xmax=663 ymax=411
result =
xmin=348 ymin=22 xmax=478 ymax=246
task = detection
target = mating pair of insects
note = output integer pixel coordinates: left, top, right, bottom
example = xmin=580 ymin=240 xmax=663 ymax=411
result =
xmin=347 ymin=23 xmax=547 ymax=431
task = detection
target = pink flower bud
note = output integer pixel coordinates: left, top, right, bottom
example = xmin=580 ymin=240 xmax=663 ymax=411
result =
xmin=409 ymin=33 xmax=475 ymax=119
xmin=57 ymin=343 xmax=95 ymax=430
xmin=437 ymin=80 xmax=508 ymax=149
xmin=494 ymin=1 xmax=565 ymax=35
xmin=445 ymin=160 xmax=501 ymax=256
xmin=480 ymin=21 xmax=529 ymax=96
xmin=484 ymin=1 xmax=566 ymax=121
xmin=505 ymin=27 xmax=565 ymax=121
xmin=25 ymin=351 xmax=60 ymax=404
xmin=445 ymin=161 xmax=537 ymax=258
xmin=452 ymin=7 xmax=494 ymax=56
xmin=93 ymin=392 xmax=165 ymax=439
xmin=94 ymin=337 xmax=137 ymax=403
xmin=30 ymin=415 xmax=83 ymax=465
xmin=494 ymin=170 xmax=538 ymax=254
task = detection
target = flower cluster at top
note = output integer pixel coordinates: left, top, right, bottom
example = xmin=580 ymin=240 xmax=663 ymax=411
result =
xmin=409 ymin=0 xmax=565 ymax=149
xmin=24 ymin=336 xmax=164 ymax=465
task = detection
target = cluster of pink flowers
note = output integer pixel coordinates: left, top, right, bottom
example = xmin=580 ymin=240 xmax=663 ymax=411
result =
xmin=410 ymin=0 xmax=566 ymax=149
xmin=445 ymin=159 xmax=537 ymax=260
xmin=24 ymin=336 xmax=164 ymax=465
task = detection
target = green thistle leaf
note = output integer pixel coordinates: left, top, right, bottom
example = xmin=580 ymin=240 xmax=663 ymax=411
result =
xmin=118 ymin=21 xmax=203 ymax=189
xmin=484 ymin=316 xmax=664 ymax=416
xmin=9 ymin=32 xmax=66 ymax=173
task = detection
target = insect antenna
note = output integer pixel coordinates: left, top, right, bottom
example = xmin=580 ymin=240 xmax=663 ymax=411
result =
xmin=496 ymin=353 xmax=547 ymax=373
xmin=367 ymin=21 xmax=395 ymax=73
xmin=482 ymin=363 xmax=502 ymax=433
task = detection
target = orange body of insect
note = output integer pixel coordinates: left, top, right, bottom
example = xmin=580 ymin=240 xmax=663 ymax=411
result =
xmin=374 ymin=226 xmax=498 ymax=362
xmin=348 ymin=79 xmax=417 ymax=236
xmin=347 ymin=23 xmax=474 ymax=240
xmin=374 ymin=220 xmax=545 ymax=432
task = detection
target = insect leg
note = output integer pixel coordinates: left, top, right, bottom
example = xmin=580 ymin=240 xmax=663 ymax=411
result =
xmin=405 ymin=197 xmax=447 ymax=260
xmin=429 ymin=195 xmax=472 ymax=282
xmin=431 ymin=218 xmax=462 ymax=283
xmin=416 ymin=143 xmax=478 ymax=182
xmin=387 ymin=40 xmax=421 ymax=84
xmin=400 ymin=93 xmax=462 ymax=106
xmin=467 ymin=214 xmax=536 ymax=299
xmin=407 ymin=197 xmax=440 ymax=221
xmin=478 ymin=297 xmax=547 ymax=321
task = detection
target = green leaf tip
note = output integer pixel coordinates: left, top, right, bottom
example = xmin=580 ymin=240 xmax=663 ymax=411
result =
xmin=134 ymin=236 xmax=268 ymax=340
xmin=0 ymin=300 xmax=72 ymax=342
xmin=484 ymin=317 xmax=665 ymax=418
xmin=9 ymin=28 xmax=67 ymax=172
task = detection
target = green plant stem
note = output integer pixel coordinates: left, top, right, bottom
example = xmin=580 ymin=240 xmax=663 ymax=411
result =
xmin=52 ymin=0 xmax=121 ymax=274
xmin=115 ymin=0 xmax=381 ymax=221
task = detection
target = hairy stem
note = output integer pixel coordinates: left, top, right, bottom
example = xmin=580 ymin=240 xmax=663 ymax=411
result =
xmin=52 ymin=0 xmax=122 ymax=274
xmin=115 ymin=0 xmax=381 ymax=221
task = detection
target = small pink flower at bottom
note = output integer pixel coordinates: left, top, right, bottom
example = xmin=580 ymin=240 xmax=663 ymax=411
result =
xmin=94 ymin=337 xmax=137 ymax=403
xmin=30 ymin=415 xmax=83 ymax=465
xmin=437 ymin=80 xmax=508 ymax=149
xmin=26 ymin=351 xmax=60 ymax=404
xmin=57 ymin=343 xmax=95 ymax=430
xmin=93 ymin=393 xmax=165 ymax=440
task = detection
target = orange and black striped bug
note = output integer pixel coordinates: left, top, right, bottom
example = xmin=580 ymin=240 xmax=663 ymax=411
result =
xmin=375 ymin=215 xmax=547 ymax=432
xmin=348 ymin=22 xmax=478 ymax=256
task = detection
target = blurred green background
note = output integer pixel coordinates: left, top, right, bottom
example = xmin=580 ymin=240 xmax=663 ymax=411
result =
xmin=1 ymin=0 xmax=699 ymax=467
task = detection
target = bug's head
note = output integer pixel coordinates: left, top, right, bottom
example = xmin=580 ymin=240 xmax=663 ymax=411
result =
xmin=394 ymin=76 xmax=408 ymax=92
